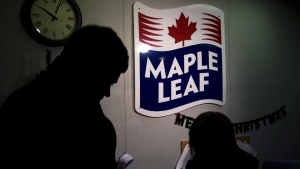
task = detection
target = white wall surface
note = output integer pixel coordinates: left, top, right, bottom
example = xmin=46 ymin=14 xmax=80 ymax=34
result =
xmin=0 ymin=0 xmax=299 ymax=169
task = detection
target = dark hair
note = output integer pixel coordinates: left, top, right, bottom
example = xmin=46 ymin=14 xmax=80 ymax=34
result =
xmin=189 ymin=111 xmax=237 ymax=157
xmin=56 ymin=25 xmax=129 ymax=75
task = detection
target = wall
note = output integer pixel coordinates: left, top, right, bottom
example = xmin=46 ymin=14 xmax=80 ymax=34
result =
xmin=0 ymin=0 xmax=299 ymax=169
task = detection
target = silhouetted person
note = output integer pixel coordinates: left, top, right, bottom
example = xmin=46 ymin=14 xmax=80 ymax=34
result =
xmin=186 ymin=111 xmax=259 ymax=169
xmin=0 ymin=25 xmax=129 ymax=168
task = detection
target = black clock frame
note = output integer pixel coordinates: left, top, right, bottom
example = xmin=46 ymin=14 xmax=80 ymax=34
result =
xmin=21 ymin=0 xmax=82 ymax=47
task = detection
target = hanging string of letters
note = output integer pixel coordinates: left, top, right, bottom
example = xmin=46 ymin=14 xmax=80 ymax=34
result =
xmin=173 ymin=105 xmax=286 ymax=133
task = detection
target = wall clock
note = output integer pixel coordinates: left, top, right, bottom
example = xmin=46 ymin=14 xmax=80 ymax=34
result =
xmin=21 ymin=0 xmax=82 ymax=47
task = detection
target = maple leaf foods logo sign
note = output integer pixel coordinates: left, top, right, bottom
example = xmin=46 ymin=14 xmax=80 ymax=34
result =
xmin=133 ymin=2 xmax=226 ymax=117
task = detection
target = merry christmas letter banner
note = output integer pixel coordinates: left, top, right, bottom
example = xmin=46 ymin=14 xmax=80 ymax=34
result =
xmin=133 ymin=2 xmax=226 ymax=117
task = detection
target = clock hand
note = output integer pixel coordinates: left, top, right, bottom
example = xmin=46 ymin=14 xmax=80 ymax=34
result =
xmin=52 ymin=0 xmax=64 ymax=21
xmin=35 ymin=5 xmax=58 ymax=20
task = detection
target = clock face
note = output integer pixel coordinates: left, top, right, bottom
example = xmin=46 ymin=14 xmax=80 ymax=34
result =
xmin=22 ymin=0 xmax=82 ymax=46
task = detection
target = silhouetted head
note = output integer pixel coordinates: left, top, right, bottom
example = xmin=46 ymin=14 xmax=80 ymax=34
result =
xmin=189 ymin=111 xmax=237 ymax=158
xmin=48 ymin=25 xmax=129 ymax=101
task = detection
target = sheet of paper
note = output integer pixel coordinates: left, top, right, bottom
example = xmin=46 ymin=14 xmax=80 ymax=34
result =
xmin=117 ymin=153 xmax=134 ymax=169
xmin=236 ymin=140 xmax=257 ymax=157
xmin=176 ymin=144 xmax=193 ymax=169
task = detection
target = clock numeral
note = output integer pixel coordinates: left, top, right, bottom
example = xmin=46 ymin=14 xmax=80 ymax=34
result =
xmin=68 ymin=17 xmax=74 ymax=21
xmin=61 ymin=30 xmax=65 ymax=36
xmin=42 ymin=28 xmax=48 ymax=35
xmin=35 ymin=21 xmax=42 ymax=28
xmin=43 ymin=0 xmax=48 ymax=4
xmin=33 ymin=13 xmax=40 ymax=17
xmin=66 ymin=8 xmax=72 ymax=12
xmin=65 ymin=24 xmax=72 ymax=30
xmin=53 ymin=31 xmax=56 ymax=38
xmin=52 ymin=0 xmax=56 ymax=3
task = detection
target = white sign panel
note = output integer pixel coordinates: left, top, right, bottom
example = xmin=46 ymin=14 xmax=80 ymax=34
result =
xmin=133 ymin=2 xmax=226 ymax=117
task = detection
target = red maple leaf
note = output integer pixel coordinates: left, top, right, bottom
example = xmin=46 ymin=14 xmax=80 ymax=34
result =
xmin=168 ymin=12 xmax=197 ymax=46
